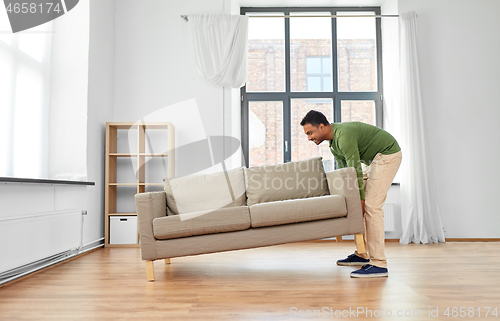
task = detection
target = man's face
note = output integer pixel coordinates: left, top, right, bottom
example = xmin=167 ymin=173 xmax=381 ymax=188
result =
xmin=303 ymin=123 xmax=325 ymax=145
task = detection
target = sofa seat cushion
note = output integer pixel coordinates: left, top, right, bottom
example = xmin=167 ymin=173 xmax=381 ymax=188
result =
xmin=244 ymin=157 xmax=329 ymax=206
xmin=248 ymin=195 xmax=347 ymax=228
xmin=164 ymin=167 xmax=246 ymax=216
xmin=153 ymin=206 xmax=251 ymax=240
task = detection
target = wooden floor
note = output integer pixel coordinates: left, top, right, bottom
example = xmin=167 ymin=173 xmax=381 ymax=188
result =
xmin=1 ymin=241 xmax=499 ymax=320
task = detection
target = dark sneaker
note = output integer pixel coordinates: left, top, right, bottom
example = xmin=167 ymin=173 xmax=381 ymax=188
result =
xmin=336 ymin=254 xmax=370 ymax=266
xmin=350 ymin=264 xmax=388 ymax=278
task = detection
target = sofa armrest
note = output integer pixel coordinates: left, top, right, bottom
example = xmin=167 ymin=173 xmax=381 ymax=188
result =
xmin=325 ymin=167 xmax=363 ymax=220
xmin=134 ymin=191 xmax=166 ymax=260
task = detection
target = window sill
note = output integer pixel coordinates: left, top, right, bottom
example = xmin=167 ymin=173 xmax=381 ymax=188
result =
xmin=0 ymin=177 xmax=95 ymax=186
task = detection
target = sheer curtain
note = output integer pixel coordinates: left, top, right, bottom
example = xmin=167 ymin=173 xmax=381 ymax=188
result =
xmin=188 ymin=14 xmax=249 ymax=88
xmin=399 ymin=12 xmax=445 ymax=244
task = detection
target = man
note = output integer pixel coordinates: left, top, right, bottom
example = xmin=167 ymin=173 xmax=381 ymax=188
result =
xmin=300 ymin=110 xmax=402 ymax=278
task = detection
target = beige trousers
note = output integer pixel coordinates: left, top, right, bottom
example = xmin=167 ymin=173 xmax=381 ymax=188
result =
xmin=354 ymin=151 xmax=402 ymax=268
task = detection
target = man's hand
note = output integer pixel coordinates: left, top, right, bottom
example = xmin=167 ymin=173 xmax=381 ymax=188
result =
xmin=361 ymin=200 xmax=365 ymax=214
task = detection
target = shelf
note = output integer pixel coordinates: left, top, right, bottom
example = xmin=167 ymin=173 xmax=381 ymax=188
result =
xmin=109 ymin=153 xmax=169 ymax=157
xmin=108 ymin=183 xmax=164 ymax=186
xmin=108 ymin=183 xmax=137 ymax=186
xmin=105 ymin=122 xmax=174 ymax=248
xmin=140 ymin=153 xmax=169 ymax=157
xmin=106 ymin=122 xmax=173 ymax=130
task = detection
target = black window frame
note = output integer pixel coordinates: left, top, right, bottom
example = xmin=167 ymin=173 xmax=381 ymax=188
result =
xmin=241 ymin=6 xmax=384 ymax=166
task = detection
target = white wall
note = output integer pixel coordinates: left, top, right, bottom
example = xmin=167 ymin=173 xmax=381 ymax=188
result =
xmin=85 ymin=0 xmax=115 ymax=244
xmin=380 ymin=0 xmax=402 ymax=239
xmin=381 ymin=0 xmax=400 ymax=141
xmin=398 ymin=0 xmax=500 ymax=238
xmin=48 ymin=3 xmax=89 ymax=181
xmin=112 ymin=0 xmax=229 ymax=176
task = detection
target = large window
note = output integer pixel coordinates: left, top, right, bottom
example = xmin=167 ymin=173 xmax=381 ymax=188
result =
xmin=242 ymin=7 xmax=383 ymax=168
xmin=0 ymin=4 xmax=89 ymax=182
xmin=0 ymin=19 xmax=52 ymax=179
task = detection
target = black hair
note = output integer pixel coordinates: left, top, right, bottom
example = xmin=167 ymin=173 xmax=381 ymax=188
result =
xmin=300 ymin=110 xmax=330 ymax=127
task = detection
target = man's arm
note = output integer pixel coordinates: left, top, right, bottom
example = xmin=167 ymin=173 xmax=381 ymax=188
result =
xmin=337 ymin=135 xmax=365 ymax=200
xmin=336 ymin=157 xmax=347 ymax=169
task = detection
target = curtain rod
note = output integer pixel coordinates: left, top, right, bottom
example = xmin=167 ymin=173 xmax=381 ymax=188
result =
xmin=180 ymin=14 xmax=399 ymax=22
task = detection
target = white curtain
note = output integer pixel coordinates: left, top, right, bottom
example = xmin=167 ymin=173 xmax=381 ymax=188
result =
xmin=399 ymin=11 xmax=445 ymax=244
xmin=188 ymin=14 xmax=249 ymax=88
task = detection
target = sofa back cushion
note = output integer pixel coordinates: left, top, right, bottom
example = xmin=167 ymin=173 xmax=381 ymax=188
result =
xmin=164 ymin=167 xmax=246 ymax=215
xmin=244 ymin=157 xmax=329 ymax=206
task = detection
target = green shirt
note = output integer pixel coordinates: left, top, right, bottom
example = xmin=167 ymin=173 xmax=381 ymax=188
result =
xmin=328 ymin=122 xmax=401 ymax=200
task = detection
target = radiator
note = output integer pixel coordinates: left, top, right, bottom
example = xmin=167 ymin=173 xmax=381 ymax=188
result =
xmin=383 ymin=203 xmax=396 ymax=232
xmin=0 ymin=210 xmax=82 ymax=274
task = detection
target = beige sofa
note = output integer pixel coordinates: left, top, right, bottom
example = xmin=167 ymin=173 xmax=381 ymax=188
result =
xmin=134 ymin=157 xmax=365 ymax=281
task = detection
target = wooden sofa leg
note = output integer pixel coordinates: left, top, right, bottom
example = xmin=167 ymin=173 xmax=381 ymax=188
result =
xmin=355 ymin=234 xmax=366 ymax=254
xmin=165 ymin=258 xmax=171 ymax=264
xmin=145 ymin=260 xmax=155 ymax=282
xmin=336 ymin=236 xmax=343 ymax=242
